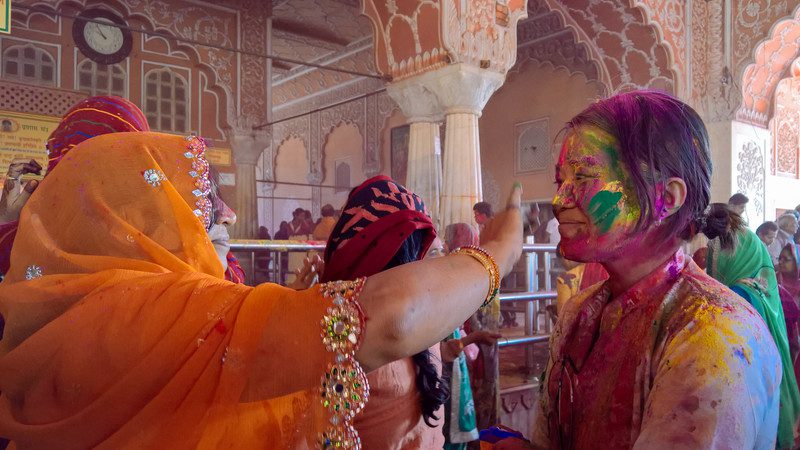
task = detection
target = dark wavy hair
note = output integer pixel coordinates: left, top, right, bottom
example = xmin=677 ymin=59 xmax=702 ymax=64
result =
xmin=566 ymin=90 xmax=712 ymax=241
xmin=383 ymin=229 xmax=449 ymax=427
xmin=702 ymin=203 xmax=746 ymax=251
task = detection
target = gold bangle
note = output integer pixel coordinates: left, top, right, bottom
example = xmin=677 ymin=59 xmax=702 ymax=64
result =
xmin=452 ymin=245 xmax=500 ymax=308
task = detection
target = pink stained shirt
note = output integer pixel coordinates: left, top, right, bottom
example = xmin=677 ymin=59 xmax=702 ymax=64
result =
xmin=532 ymin=250 xmax=782 ymax=449
xmin=354 ymin=347 xmax=445 ymax=449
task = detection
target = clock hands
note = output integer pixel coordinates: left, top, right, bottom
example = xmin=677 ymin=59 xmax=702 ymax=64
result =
xmin=94 ymin=22 xmax=108 ymax=40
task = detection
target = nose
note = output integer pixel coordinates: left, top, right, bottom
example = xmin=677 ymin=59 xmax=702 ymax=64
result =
xmin=552 ymin=181 xmax=576 ymax=209
xmin=217 ymin=200 xmax=237 ymax=226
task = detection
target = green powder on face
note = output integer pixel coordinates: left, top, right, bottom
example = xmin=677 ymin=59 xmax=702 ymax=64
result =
xmin=588 ymin=190 xmax=623 ymax=233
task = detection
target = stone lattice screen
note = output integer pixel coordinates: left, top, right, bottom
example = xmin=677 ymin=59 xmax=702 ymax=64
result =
xmin=0 ymin=81 xmax=85 ymax=117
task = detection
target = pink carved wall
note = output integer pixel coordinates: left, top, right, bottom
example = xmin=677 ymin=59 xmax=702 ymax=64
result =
xmin=271 ymin=48 xmax=376 ymax=106
xmin=511 ymin=0 xmax=602 ymax=87
xmin=362 ymin=0 xmax=528 ymax=81
xmin=737 ymin=5 xmax=800 ymax=127
xmin=10 ymin=0 xmax=270 ymax=127
xmin=636 ymin=0 xmax=687 ymax=93
xmin=770 ymin=74 xmax=800 ymax=178
xmin=543 ymin=0 xmax=676 ymax=93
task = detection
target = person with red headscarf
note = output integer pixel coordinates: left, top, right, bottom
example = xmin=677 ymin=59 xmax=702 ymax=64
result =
xmin=321 ymin=175 xmax=447 ymax=449
xmin=0 ymin=96 xmax=245 ymax=284
xmin=0 ymin=132 xmax=524 ymax=448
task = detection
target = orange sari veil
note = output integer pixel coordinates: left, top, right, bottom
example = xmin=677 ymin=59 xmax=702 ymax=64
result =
xmin=0 ymin=132 xmax=368 ymax=449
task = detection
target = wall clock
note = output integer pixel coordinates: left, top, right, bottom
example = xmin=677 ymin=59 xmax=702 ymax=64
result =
xmin=72 ymin=9 xmax=132 ymax=65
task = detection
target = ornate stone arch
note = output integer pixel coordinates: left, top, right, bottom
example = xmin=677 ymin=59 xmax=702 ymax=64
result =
xmin=543 ymin=0 xmax=678 ymax=94
xmin=510 ymin=0 xmax=608 ymax=92
xmin=737 ymin=5 xmax=800 ymax=128
xmin=633 ymin=0 xmax=688 ymax=96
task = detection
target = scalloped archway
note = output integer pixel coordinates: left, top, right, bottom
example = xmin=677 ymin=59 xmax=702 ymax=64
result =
xmin=737 ymin=6 xmax=800 ymax=127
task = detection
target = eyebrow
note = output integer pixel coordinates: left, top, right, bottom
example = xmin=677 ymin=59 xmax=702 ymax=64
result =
xmin=565 ymin=155 xmax=601 ymax=168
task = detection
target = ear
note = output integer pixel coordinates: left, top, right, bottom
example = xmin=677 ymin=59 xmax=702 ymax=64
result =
xmin=661 ymin=177 xmax=687 ymax=219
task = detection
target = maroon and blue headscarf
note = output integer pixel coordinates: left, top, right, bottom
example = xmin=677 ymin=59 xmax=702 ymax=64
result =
xmin=321 ymin=175 xmax=436 ymax=282
xmin=45 ymin=96 xmax=150 ymax=174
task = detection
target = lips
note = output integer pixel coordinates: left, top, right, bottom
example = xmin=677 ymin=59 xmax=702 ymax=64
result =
xmin=208 ymin=224 xmax=230 ymax=246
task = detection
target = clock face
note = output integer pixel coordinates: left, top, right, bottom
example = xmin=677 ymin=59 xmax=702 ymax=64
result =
xmin=72 ymin=9 xmax=132 ymax=65
xmin=83 ymin=19 xmax=124 ymax=55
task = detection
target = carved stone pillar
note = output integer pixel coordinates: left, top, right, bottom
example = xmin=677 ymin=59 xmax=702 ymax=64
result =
xmin=387 ymin=80 xmax=443 ymax=227
xmin=407 ymin=121 xmax=442 ymax=226
xmin=363 ymin=1 xmax=527 ymax=228
xmin=227 ymin=124 xmax=271 ymax=239
xmin=440 ymin=65 xmax=504 ymax=226
xmin=388 ymin=64 xmax=503 ymax=227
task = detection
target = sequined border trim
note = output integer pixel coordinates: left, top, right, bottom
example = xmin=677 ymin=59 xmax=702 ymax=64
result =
xmin=318 ymin=278 xmax=369 ymax=450
xmin=183 ymin=135 xmax=213 ymax=229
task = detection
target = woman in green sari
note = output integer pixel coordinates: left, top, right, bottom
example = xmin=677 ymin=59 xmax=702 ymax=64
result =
xmin=706 ymin=203 xmax=800 ymax=448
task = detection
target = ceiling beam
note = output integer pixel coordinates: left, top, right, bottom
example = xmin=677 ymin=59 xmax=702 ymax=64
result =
xmin=272 ymin=60 xmax=294 ymax=71
xmin=272 ymin=18 xmax=350 ymax=48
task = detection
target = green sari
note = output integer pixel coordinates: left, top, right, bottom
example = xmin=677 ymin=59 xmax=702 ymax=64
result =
xmin=708 ymin=229 xmax=800 ymax=448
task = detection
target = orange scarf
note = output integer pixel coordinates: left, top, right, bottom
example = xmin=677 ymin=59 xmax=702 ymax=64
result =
xmin=0 ymin=132 xmax=368 ymax=449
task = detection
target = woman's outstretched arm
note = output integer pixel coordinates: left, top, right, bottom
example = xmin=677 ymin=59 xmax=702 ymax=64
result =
xmin=355 ymin=184 xmax=523 ymax=371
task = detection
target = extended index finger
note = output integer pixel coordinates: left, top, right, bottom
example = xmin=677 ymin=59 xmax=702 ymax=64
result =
xmin=507 ymin=181 xmax=522 ymax=210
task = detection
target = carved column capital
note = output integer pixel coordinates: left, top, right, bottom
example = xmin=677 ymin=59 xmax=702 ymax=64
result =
xmin=226 ymin=120 xmax=271 ymax=166
xmin=386 ymin=82 xmax=443 ymax=123
xmin=430 ymin=64 xmax=505 ymax=115
xmin=387 ymin=63 xmax=505 ymax=120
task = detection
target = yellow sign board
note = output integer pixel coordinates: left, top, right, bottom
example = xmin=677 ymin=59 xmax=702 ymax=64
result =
xmin=206 ymin=146 xmax=232 ymax=166
xmin=0 ymin=0 xmax=9 ymax=35
xmin=0 ymin=110 xmax=60 ymax=180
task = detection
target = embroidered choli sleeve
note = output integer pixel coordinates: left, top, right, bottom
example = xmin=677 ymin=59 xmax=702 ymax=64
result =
xmin=244 ymin=279 xmax=369 ymax=449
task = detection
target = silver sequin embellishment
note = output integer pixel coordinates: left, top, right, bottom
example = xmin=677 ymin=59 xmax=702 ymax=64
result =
xmin=143 ymin=169 xmax=166 ymax=187
xmin=25 ymin=265 xmax=43 ymax=280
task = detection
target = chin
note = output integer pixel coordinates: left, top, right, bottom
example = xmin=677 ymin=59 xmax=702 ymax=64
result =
xmin=213 ymin=246 xmax=229 ymax=270
xmin=558 ymin=239 xmax=595 ymax=263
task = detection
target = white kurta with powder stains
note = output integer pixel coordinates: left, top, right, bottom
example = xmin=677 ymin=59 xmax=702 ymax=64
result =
xmin=531 ymin=251 xmax=781 ymax=449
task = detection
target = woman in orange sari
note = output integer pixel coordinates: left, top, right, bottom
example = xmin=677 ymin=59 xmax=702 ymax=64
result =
xmin=0 ymin=96 xmax=246 ymax=285
xmin=0 ymin=131 xmax=522 ymax=449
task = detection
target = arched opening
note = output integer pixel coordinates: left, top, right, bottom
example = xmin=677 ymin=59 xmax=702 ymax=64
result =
xmin=2 ymin=44 xmax=56 ymax=86
xmin=143 ymin=69 xmax=189 ymax=133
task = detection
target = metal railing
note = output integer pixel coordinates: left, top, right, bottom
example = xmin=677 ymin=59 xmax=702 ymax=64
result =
xmin=230 ymin=237 xmax=558 ymax=370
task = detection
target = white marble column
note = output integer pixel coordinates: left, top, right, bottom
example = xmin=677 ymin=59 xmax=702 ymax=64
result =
xmin=387 ymin=81 xmax=443 ymax=227
xmin=407 ymin=122 xmax=442 ymax=226
xmin=227 ymin=125 xmax=271 ymax=239
xmin=435 ymin=65 xmax=504 ymax=228
xmin=441 ymin=112 xmax=482 ymax=226
xmin=388 ymin=64 xmax=503 ymax=228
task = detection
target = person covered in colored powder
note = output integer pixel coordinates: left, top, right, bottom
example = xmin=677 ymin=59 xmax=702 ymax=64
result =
xmin=705 ymin=203 xmax=800 ymax=448
xmin=495 ymin=90 xmax=782 ymax=449
xmin=778 ymin=243 xmax=800 ymax=390
xmin=0 ymin=132 xmax=524 ymax=448
xmin=777 ymin=242 xmax=800 ymax=388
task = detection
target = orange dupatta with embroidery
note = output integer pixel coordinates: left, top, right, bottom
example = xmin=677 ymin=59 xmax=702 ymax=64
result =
xmin=0 ymin=132 xmax=368 ymax=449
